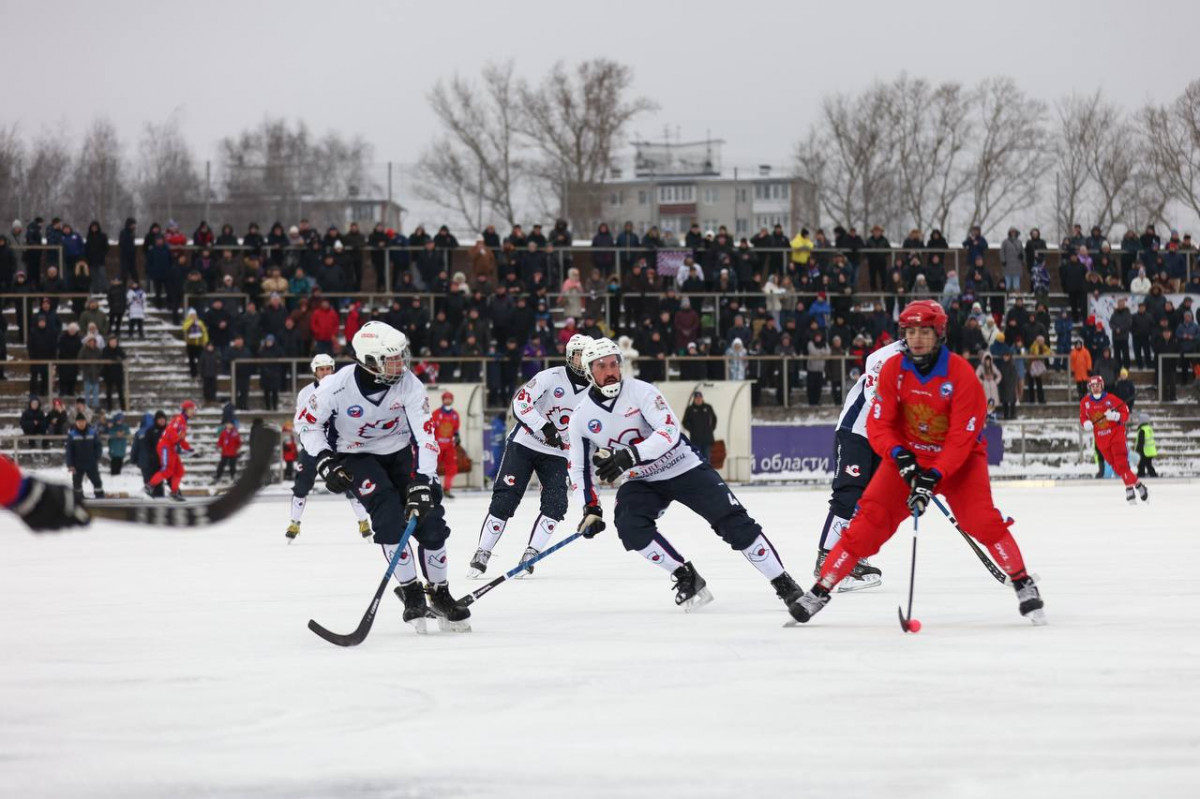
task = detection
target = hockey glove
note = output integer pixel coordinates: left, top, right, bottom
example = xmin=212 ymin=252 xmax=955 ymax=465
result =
xmin=541 ymin=421 xmax=565 ymax=450
xmin=12 ymin=477 xmax=91 ymax=532
xmin=578 ymin=504 xmax=605 ymax=538
xmin=1104 ymin=409 xmax=1122 ymax=422
xmin=1082 ymin=420 xmax=1094 ymax=432
xmin=405 ymin=483 xmax=436 ymax=522
xmin=594 ymin=447 xmax=635 ymax=482
xmin=316 ymin=452 xmax=354 ymax=494
xmin=893 ymin=447 xmax=920 ymax=486
xmin=906 ymin=470 xmax=939 ymax=518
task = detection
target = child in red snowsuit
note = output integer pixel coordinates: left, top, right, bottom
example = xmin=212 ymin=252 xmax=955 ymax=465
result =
xmin=214 ymin=421 xmax=242 ymax=482
xmin=431 ymin=391 xmax=461 ymax=496
xmin=1080 ymin=375 xmax=1148 ymax=504
xmin=788 ymin=300 xmax=1046 ymax=625
xmin=147 ymin=400 xmax=196 ymax=499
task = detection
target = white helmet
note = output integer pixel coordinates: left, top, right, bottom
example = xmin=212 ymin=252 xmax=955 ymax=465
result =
xmin=310 ymin=353 xmax=335 ymax=374
xmin=566 ymin=334 xmax=593 ymax=377
xmin=581 ymin=338 xmax=623 ymax=398
xmin=352 ymin=321 xmax=411 ymax=384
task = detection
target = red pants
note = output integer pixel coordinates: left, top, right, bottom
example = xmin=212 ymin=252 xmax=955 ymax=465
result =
xmin=149 ymin=449 xmax=185 ymax=493
xmin=438 ymin=443 xmax=457 ymax=490
xmin=820 ymin=447 xmax=1028 ymax=589
xmin=1095 ymin=432 xmax=1137 ymax=486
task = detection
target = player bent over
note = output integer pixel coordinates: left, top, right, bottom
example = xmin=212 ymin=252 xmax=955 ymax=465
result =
xmin=789 ymin=300 xmax=1046 ymax=626
xmin=299 ymin=322 xmax=469 ymax=632
xmin=286 ymin=353 xmax=372 ymax=542
xmin=1080 ymin=375 xmax=1148 ymax=505
xmin=568 ymin=338 xmax=805 ymax=613
xmin=812 ymin=339 xmax=907 ymax=591
xmin=145 ymin=400 xmax=196 ymax=502
xmin=469 ymin=334 xmax=592 ymax=579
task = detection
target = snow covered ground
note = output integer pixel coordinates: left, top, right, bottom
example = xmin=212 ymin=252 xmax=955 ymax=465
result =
xmin=2 ymin=482 xmax=1198 ymax=799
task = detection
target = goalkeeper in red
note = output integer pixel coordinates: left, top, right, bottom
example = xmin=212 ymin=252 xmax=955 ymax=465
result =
xmin=1079 ymin=375 xmax=1148 ymax=505
xmin=789 ymin=300 xmax=1046 ymax=626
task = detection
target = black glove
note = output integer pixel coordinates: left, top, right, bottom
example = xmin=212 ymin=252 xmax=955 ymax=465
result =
xmin=405 ymin=482 xmax=436 ymax=522
xmin=541 ymin=421 xmax=564 ymax=450
xmin=907 ymin=469 xmax=939 ymax=517
xmin=594 ymin=447 xmax=635 ymax=482
xmin=893 ymin=447 xmax=920 ymax=486
xmin=578 ymin=504 xmax=605 ymax=538
xmin=12 ymin=477 xmax=91 ymax=532
xmin=453 ymin=432 xmax=461 ymax=445
xmin=316 ymin=452 xmax=354 ymax=494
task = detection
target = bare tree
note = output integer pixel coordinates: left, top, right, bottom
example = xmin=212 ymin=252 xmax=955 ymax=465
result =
xmin=136 ymin=109 xmax=203 ymax=223
xmin=21 ymin=128 xmax=73 ymax=222
xmin=415 ymin=61 xmax=525 ymax=231
xmin=518 ymin=59 xmax=658 ymax=219
xmin=65 ymin=117 xmax=134 ymax=231
xmin=0 ymin=123 xmax=25 ymax=225
xmin=965 ymin=77 xmax=1050 ymax=236
xmin=1052 ymin=92 xmax=1098 ymax=240
xmin=1143 ymin=79 xmax=1200 ymax=225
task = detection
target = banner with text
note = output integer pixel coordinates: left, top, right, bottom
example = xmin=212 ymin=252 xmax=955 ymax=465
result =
xmin=751 ymin=424 xmax=1003 ymax=475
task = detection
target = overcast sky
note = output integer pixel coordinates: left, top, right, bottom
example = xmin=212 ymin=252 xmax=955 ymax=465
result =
xmin=5 ymin=0 xmax=1198 ymax=171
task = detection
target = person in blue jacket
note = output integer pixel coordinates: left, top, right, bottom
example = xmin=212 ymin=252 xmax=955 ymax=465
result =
xmin=66 ymin=413 xmax=104 ymax=501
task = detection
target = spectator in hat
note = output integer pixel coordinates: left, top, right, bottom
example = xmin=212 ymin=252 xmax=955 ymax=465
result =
xmin=682 ymin=391 xmax=718 ymax=463
xmin=66 ymin=412 xmax=104 ymax=501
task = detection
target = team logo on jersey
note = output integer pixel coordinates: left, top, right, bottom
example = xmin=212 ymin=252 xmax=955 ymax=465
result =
xmin=653 ymin=394 xmax=666 ymax=410
xmin=348 ymin=405 xmax=364 ymax=418
xmin=296 ymin=462 xmax=304 ymax=472
xmin=503 ymin=474 xmax=516 ymax=486
xmin=554 ymin=387 xmax=565 ymax=398
xmin=588 ymin=419 xmax=603 ymax=433
xmin=359 ymin=478 xmax=377 ymax=496
xmin=845 ymin=464 xmax=861 ymax=477
xmin=309 ymin=395 xmax=319 ymax=409
xmin=492 ymin=523 xmax=501 ymax=531
xmin=940 ymin=382 xmax=955 ymax=398
xmin=746 ymin=545 xmax=770 ymax=562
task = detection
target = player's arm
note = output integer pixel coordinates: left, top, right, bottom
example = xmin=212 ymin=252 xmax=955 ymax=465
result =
xmin=567 ymin=415 xmax=603 ymax=537
xmin=930 ymin=359 xmax=988 ymax=477
xmin=298 ymin=382 xmax=353 ymax=492
xmin=866 ymin=359 xmax=907 ymax=461
xmin=2 ymin=454 xmax=89 ymax=532
xmin=628 ymin=385 xmax=681 ymax=464
xmin=405 ymin=381 xmax=441 ymax=484
xmin=513 ymin=374 xmax=563 ymax=447
xmin=1106 ymin=398 xmax=1128 ymax=425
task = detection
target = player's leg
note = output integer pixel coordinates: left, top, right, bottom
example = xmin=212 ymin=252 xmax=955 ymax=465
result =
xmin=817 ymin=429 xmax=883 ymax=590
xmin=87 ymin=465 xmax=104 ymax=498
xmin=470 ymin=440 xmax=535 ymax=576
xmin=515 ymin=453 xmax=569 ymax=577
xmin=287 ymin=450 xmax=318 ymax=540
xmin=346 ymin=492 xmax=372 ymax=538
xmin=613 ymin=479 xmax=713 ymax=610
xmin=440 ymin=444 xmax=458 ymax=496
xmin=167 ymin=456 xmax=185 ymax=499
xmin=1101 ymin=435 xmax=1146 ymax=502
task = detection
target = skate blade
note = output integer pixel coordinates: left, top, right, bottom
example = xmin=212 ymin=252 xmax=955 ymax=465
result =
xmin=466 ymin=567 xmax=486 ymax=579
xmin=512 ymin=569 xmax=534 ymax=580
xmin=407 ymin=617 xmax=429 ymax=635
xmin=836 ymin=575 xmax=882 ymax=593
xmin=435 ymin=617 xmax=472 ymax=633
xmin=681 ymin=587 xmax=715 ymax=613
xmin=1025 ymin=609 xmax=1048 ymax=626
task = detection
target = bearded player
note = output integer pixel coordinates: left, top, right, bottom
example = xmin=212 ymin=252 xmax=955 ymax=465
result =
xmin=1080 ymin=374 xmax=1148 ymax=505
xmin=789 ymin=300 xmax=1046 ymax=626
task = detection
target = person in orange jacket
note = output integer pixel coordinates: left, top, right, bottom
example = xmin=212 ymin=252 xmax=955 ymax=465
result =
xmin=1069 ymin=338 xmax=1093 ymax=398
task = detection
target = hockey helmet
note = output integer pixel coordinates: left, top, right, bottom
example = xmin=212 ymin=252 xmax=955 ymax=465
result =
xmin=581 ymin=338 xmax=623 ymax=399
xmin=1088 ymin=375 xmax=1105 ymax=396
xmin=310 ymin=353 xmax=336 ymax=374
xmin=181 ymin=399 xmax=197 ymax=416
xmin=352 ymin=321 xmax=410 ymax=385
xmin=441 ymin=391 xmax=454 ymax=405
xmin=566 ymin=333 xmax=593 ymax=377
xmin=898 ymin=300 xmax=948 ymax=366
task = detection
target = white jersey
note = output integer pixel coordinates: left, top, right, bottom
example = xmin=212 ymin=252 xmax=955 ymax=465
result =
xmin=568 ymin=378 xmax=701 ymax=507
xmin=511 ymin=366 xmax=590 ymax=457
xmin=298 ymin=364 xmax=439 ymax=480
xmin=837 ymin=340 xmax=907 ymax=437
xmin=295 ymin=382 xmax=317 ymax=421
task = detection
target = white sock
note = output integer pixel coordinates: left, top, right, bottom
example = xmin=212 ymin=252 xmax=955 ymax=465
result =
xmin=290 ymin=496 xmax=306 ymax=523
xmin=383 ymin=543 xmax=417 ymax=584
xmin=527 ymin=514 xmax=560 ymax=552
xmin=636 ymin=540 xmax=684 ymax=573
xmin=421 ymin=545 xmax=449 ymax=585
xmin=741 ymin=534 xmax=785 ymax=581
xmin=478 ymin=514 xmax=508 ymax=553
xmin=824 ymin=515 xmax=852 ymax=550
xmin=349 ymin=497 xmax=369 ymax=522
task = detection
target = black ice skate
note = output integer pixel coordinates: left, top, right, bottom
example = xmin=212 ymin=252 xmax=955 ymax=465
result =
xmin=785 ymin=587 xmax=831 ymax=625
xmin=168 ymin=491 xmax=186 ymax=502
xmin=1136 ymin=481 xmax=1149 ymax=502
xmin=394 ymin=580 xmax=434 ymax=634
xmin=1013 ymin=575 xmax=1047 ymax=626
xmin=513 ymin=546 xmax=540 ymax=579
xmin=771 ymin=572 xmax=803 ymax=606
xmin=814 ymin=548 xmax=882 ymax=592
xmin=426 ymin=583 xmax=472 ymax=632
xmin=1125 ymin=486 xmax=1137 ymax=505
xmin=671 ymin=562 xmax=714 ymax=612
xmin=466 ymin=548 xmax=490 ymax=579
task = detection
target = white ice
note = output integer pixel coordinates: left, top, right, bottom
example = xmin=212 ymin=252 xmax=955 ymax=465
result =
xmin=2 ymin=482 xmax=1199 ymax=799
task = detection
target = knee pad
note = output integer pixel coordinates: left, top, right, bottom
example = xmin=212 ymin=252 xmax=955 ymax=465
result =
xmin=713 ymin=508 xmax=760 ymax=551
xmin=411 ymin=508 xmax=451 ymax=550
xmin=487 ymin=488 xmax=520 ymax=521
xmin=614 ymin=501 xmax=656 ymax=552
xmin=539 ymin=484 xmax=568 ymax=522
xmin=829 ymin=485 xmax=864 ymax=521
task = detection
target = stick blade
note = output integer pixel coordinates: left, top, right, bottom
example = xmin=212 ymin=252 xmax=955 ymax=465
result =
xmin=897 ymin=606 xmax=910 ymax=632
xmin=307 ymin=617 xmax=370 ymax=648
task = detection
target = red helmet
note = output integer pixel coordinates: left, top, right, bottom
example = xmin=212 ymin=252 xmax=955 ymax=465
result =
xmin=181 ymin=400 xmax=197 ymax=414
xmin=1087 ymin=375 xmax=1104 ymax=395
xmin=898 ymin=300 xmax=949 ymax=337
xmin=441 ymin=391 xmax=454 ymax=404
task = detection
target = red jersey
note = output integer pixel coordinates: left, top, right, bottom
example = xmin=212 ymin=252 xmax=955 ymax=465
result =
xmin=282 ymin=439 xmax=298 ymax=463
xmin=159 ymin=414 xmax=192 ymax=454
xmin=217 ymin=428 xmax=242 ymax=458
xmin=868 ymin=346 xmax=987 ymax=477
xmin=0 ymin=454 xmax=22 ymax=508
xmin=431 ymin=407 xmax=460 ymax=445
xmin=1079 ymin=392 xmax=1128 ymax=439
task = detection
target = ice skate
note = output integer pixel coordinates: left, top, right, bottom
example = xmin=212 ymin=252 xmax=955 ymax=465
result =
xmin=513 ymin=546 xmax=540 ymax=579
xmin=426 ymin=583 xmax=472 ymax=632
xmin=771 ymin=572 xmax=803 ymax=606
xmin=93 ymin=490 xmax=105 ymax=499
xmin=785 ymin=588 xmax=831 ymax=626
xmin=394 ymin=580 xmax=433 ymax=634
xmin=285 ymin=521 xmax=300 ymax=542
xmin=143 ymin=483 xmax=156 ymax=499
xmin=466 ymin=548 xmax=490 ymax=578
xmin=671 ymin=562 xmax=714 ymax=612
xmin=358 ymin=519 xmax=372 ymax=539
xmin=1135 ymin=481 xmax=1149 ymax=502
xmin=1125 ymin=486 xmax=1137 ymax=505
xmin=814 ymin=548 xmax=882 ymax=592
xmin=443 ymin=490 xmax=456 ymax=500
xmin=168 ymin=491 xmax=186 ymax=503
xmin=1013 ymin=575 xmax=1047 ymax=626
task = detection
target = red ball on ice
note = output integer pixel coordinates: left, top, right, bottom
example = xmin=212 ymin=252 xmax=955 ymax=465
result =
xmin=907 ymin=619 xmax=922 ymax=633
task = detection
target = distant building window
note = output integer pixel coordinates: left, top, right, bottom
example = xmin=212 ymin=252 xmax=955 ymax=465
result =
xmin=738 ymin=188 xmax=748 ymax=203
xmin=736 ymin=218 xmax=748 ymax=234
xmin=658 ymin=185 xmax=695 ymax=203
xmin=703 ymin=187 xmax=720 ymax=204
xmin=638 ymin=190 xmax=648 ymax=205
xmin=781 ymin=183 xmax=789 ymax=199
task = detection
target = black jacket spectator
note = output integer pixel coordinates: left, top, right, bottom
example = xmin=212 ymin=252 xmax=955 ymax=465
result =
xmin=682 ymin=397 xmax=718 ymax=448
xmin=65 ymin=420 xmax=102 ymax=472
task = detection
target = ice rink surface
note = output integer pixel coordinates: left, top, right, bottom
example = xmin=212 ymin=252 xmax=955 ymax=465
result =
xmin=2 ymin=482 xmax=1198 ymax=799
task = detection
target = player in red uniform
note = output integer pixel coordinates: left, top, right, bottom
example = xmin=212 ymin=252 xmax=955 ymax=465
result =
xmin=145 ymin=400 xmax=197 ymax=501
xmin=431 ymin=391 xmax=461 ymax=498
xmin=1080 ymin=375 xmax=1148 ymax=504
xmin=789 ymin=300 xmax=1046 ymax=625
xmin=2 ymin=454 xmax=90 ymax=531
